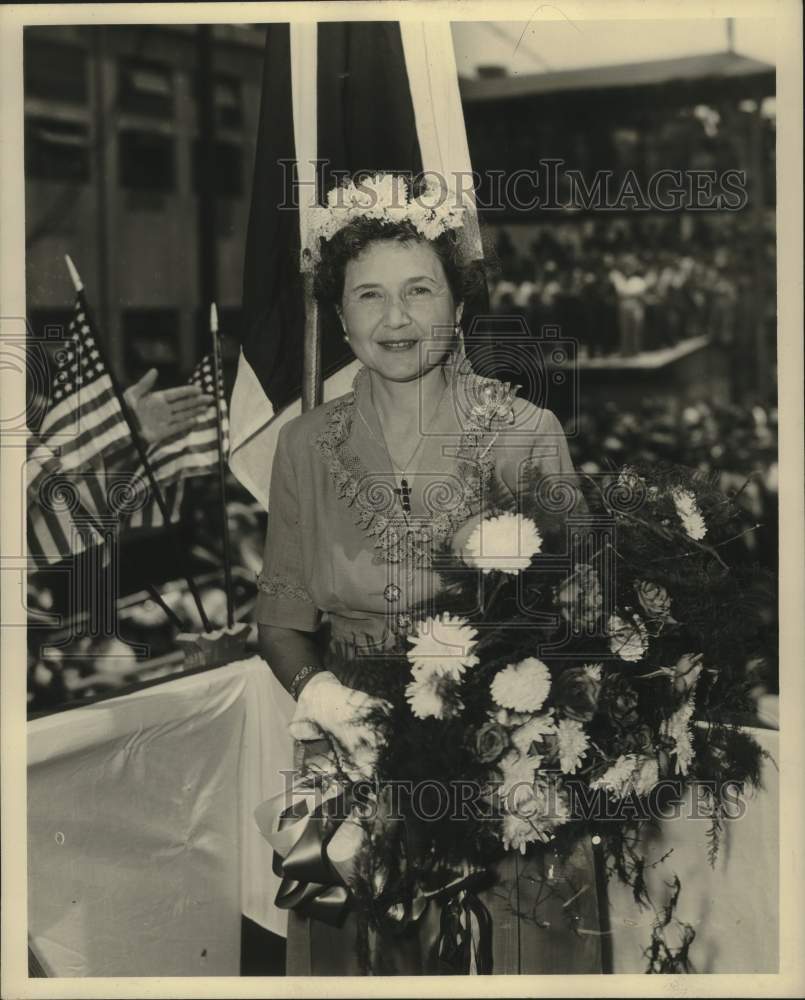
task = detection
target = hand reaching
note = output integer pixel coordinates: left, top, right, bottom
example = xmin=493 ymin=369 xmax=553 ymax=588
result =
xmin=289 ymin=671 xmax=391 ymax=780
xmin=123 ymin=368 xmax=214 ymax=446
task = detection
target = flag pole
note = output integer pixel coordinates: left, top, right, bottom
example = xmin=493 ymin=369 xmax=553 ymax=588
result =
xmin=64 ymin=255 xmax=212 ymax=632
xmin=210 ymin=304 xmax=235 ymax=628
xmin=301 ymin=274 xmax=322 ymax=412
xmin=144 ymin=583 xmax=186 ymax=631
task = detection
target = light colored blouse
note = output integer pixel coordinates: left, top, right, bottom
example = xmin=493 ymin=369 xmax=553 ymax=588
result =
xmin=256 ymin=359 xmax=582 ymax=653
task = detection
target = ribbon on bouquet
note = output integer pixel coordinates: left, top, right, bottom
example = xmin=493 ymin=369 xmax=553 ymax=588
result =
xmin=255 ymin=783 xmax=494 ymax=972
xmin=254 ymin=783 xmax=359 ymax=927
xmin=433 ymin=870 xmax=494 ymax=975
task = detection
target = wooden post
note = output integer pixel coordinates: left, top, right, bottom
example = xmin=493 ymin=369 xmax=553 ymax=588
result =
xmin=91 ymin=28 xmax=112 ymax=363
xmin=196 ymin=25 xmax=219 ymax=322
xmin=210 ymin=304 xmax=235 ymax=628
xmin=302 ymin=272 xmax=322 ymax=411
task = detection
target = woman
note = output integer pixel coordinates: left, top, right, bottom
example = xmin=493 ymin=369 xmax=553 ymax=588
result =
xmin=257 ymin=177 xmax=602 ymax=975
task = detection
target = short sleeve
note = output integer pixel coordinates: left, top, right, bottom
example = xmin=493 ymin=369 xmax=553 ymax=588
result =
xmin=255 ymin=424 xmax=322 ymax=632
xmin=497 ymin=406 xmax=588 ymax=514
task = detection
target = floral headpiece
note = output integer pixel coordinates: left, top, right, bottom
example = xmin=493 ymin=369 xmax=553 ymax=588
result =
xmin=302 ymin=173 xmax=467 ymax=269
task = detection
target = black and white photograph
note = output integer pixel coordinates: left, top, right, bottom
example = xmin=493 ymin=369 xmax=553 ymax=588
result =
xmin=1 ymin=1 xmax=802 ymax=994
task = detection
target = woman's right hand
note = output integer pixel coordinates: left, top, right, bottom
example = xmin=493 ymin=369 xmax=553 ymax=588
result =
xmin=289 ymin=671 xmax=390 ymax=779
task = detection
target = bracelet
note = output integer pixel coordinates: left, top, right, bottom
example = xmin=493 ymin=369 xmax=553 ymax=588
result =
xmin=289 ymin=663 xmax=322 ymax=700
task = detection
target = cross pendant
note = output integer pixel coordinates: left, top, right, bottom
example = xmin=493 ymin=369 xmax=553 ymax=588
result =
xmin=394 ymin=477 xmax=412 ymax=515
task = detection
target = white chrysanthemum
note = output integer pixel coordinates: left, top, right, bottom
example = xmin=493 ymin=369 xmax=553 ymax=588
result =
xmin=607 ymin=613 xmax=649 ymax=662
xmin=405 ymin=198 xmax=430 ymax=223
xmin=405 ymin=673 xmax=452 ymax=720
xmin=341 ymin=178 xmax=375 ymax=211
xmin=501 ymin=813 xmax=542 ymax=853
xmin=662 ymin=698 xmax=696 ymax=775
xmin=463 ymin=512 xmax=543 ymax=575
xmin=406 ymin=613 xmax=479 ymax=680
xmin=592 ymin=754 xmax=659 ymax=798
xmin=306 ymin=205 xmax=341 ymax=243
xmin=491 ymin=657 xmax=551 ymax=712
xmin=672 ymin=488 xmax=708 ymax=541
xmin=498 ymin=750 xmax=540 ymax=796
xmin=556 ymin=718 xmax=589 ymax=774
xmin=511 ymin=712 xmax=556 ymax=755
xmin=421 ymin=217 xmax=446 ymax=240
xmin=311 ymin=174 xmax=466 ymax=262
xmin=414 ymin=175 xmax=448 ymax=210
xmin=383 ymin=204 xmax=410 ymax=226
xmin=591 ymin=756 xmax=634 ymax=797
xmin=583 ymin=663 xmax=603 ymax=681
xmin=370 ymin=173 xmax=403 ymax=210
xmin=361 ymin=175 xmax=406 ymax=220
xmin=632 ymin=757 xmax=660 ymax=795
xmin=501 ymin=777 xmax=570 ymax=852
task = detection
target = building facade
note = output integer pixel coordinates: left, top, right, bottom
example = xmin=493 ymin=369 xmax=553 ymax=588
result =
xmin=25 ymin=24 xmax=266 ymax=385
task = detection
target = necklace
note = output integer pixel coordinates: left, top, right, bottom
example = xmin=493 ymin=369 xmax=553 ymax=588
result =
xmin=314 ymin=364 xmax=513 ymax=569
xmin=355 ymin=373 xmax=448 ymax=519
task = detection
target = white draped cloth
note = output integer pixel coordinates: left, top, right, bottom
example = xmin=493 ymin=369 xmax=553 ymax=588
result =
xmin=28 ymin=658 xmax=294 ymax=977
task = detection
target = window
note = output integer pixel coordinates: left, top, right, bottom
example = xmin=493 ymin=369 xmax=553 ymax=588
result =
xmin=118 ymin=130 xmax=175 ymax=192
xmin=192 ymin=73 xmax=243 ymax=130
xmin=24 ymin=38 xmax=87 ymax=104
xmin=118 ymin=59 xmax=173 ymax=118
xmin=123 ymin=309 xmax=180 ymax=383
xmin=213 ymin=75 xmax=243 ymax=130
xmin=25 ymin=117 xmax=90 ymax=182
xmin=191 ymin=140 xmax=243 ymax=197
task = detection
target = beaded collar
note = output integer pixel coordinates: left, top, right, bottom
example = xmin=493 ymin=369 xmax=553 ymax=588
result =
xmin=314 ymin=359 xmax=520 ymax=569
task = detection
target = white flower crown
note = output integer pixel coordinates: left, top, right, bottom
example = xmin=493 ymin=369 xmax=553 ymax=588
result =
xmin=302 ymin=173 xmax=467 ymax=267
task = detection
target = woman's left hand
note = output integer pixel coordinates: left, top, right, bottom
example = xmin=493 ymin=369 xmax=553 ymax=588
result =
xmin=289 ymin=671 xmax=391 ymax=779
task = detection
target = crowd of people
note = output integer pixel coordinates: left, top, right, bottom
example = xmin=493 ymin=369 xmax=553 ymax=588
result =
xmin=488 ymin=216 xmax=775 ymax=360
xmin=567 ymin=393 xmax=778 ymax=560
xmin=566 ymin=392 xmax=779 ymax=703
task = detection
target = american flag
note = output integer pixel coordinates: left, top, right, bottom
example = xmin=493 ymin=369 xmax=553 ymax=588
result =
xmin=36 ymin=295 xmax=132 ymax=473
xmin=26 ymin=436 xmax=186 ymax=568
xmin=27 ymin=296 xmax=128 ymax=568
xmin=26 ymin=439 xmax=109 ymax=569
xmin=27 ymin=477 xmax=186 ymax=569
xmin=125 ymin=480 xmax=185 ymax=531
xmin=27 ymin=304 xmax=226 ymax=565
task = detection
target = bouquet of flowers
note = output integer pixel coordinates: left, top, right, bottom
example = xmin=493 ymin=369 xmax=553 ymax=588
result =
xmin=261 ymin=460 xmax=774 ymax=973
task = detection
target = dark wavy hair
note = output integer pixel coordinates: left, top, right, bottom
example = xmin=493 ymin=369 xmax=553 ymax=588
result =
xmin=313 ymin=216 xmax=488 ymax=309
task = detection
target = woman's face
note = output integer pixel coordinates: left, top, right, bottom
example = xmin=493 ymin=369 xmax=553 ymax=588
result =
xmin=338 ymin=239 xmax=463 ymax=382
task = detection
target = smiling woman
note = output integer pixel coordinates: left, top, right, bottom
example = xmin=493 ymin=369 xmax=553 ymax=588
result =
xmin=256 ymin=175 xmax=595 ymax=975
xmin=339 ymin=240 xmax=461 ymax=377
